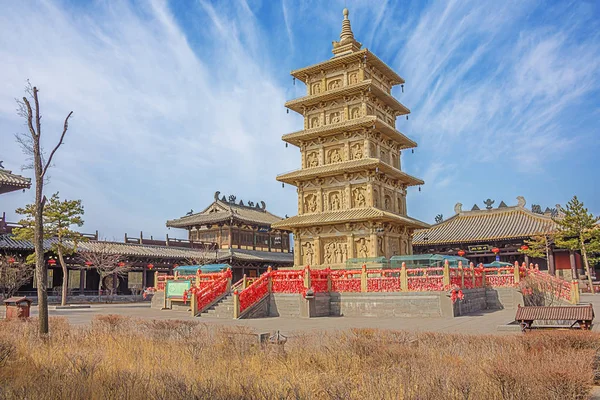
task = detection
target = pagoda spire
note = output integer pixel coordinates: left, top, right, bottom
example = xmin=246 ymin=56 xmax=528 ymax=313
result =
xmin=332 ymin=8 xmax=362 ymax=57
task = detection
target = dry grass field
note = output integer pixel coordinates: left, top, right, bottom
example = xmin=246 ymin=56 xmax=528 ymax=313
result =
xmin=0 ymin=316 xmax=598 ymax=399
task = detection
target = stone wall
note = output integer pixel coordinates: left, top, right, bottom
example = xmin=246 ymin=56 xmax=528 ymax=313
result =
xmin=330 ymin=292 xmax=444 ymax=317
xmin=452 ymin=288 xmax=488 ymax=316
xmin=269 ymin=294 xmax=301 ymax=318
xmin=240 ymin=294 xmax=270 ymax=319
xmin=486 ymin=287 xmax=524 ymax=310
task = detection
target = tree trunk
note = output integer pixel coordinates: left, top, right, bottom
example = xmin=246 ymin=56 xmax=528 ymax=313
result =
xmin=581 ymin=237 xmax=594 ymax=296
xmin=32 ymin=96 xmax=49 ymax=335
xmin=58 ymin=247 xmax=68 ymax=306
xmin=98 ymin=273 xmax=103 ymax=300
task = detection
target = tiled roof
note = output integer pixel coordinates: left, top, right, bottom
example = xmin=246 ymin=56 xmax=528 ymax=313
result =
xmin=272 ymin=207 xmax=429 ymax=230
xmin=166 ymin=200 xmax=284 ymax=229
xmin=412 ymin=206 xmax=557 ymax=246
xmin=0 ymin=169 xmax=31 ymax=194
xmin=282 ymin=116 xmax=417 ymax=149
xmin=0 ymin=233 xmax=293 ymax=264
xmin=277 ymin=158 xmax=423 ymax=186
xmin=290 ymin=49 xmax=404 ymax=85
xmin=285 ymin=80 xmax=410 ymax=115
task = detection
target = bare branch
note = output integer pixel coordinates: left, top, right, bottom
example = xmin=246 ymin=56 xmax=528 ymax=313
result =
xmin=41 ymin=111 xmax=73 ymax=179
xmin=21 ymin=97 xmax=37 ymax=139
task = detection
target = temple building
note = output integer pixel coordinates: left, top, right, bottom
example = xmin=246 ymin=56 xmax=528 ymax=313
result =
xmin=272 ymin=9 xmax=428 ymax=268
xmin=0 ymin=161 xmax=31 ymax=194
xmin=166 ymin=191 xmax=293 ymax=280
xmin=412 ymin=197 xmax=584 ymax=280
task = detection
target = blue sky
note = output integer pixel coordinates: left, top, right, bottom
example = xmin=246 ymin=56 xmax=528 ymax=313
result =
xmin=1 ymin=0 xmax=599 ymax=240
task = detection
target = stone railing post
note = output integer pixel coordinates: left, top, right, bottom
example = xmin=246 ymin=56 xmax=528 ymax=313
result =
xmin=304 ymin=265 xmax=311 ymax=289
xmin=190 ymin=292 xmax=198 ymax=317
xmin=443 ymin=260 xmax=450 ymax=287
xmin=458 ymin=261 xmax=465 ymax=288
xmin=267 ymin=266 xmax=273 ymax=293
xmin=401 ymin=262 xmax=408 ymax=291
xmin=571 ymin=281 xmax=580 ymax=304
xmin=470 ymin=262 xmax=475 ymax=287
xmin=242 ymin=274 xmax=247 ymax=289
xmin=233 ymin=290 xmax=240 ymax=319
xmin=361 ymin=264 xmax=368 ymax=292
xmin=514 ymin=261 xmax=520 ymax=284
xmin=480 ymin=263 xmax=486 ymax=287
xmin=327 ymin=268 xmax=332 ymax=292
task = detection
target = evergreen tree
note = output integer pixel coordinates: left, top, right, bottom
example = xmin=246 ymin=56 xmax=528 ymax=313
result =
xmin=554 ymin=196 xmax=600 ymax=292
xmin=518 ymin=235 xmax=551 ymax=260
xmin=13 ymin=193 xmax=85 ymax=306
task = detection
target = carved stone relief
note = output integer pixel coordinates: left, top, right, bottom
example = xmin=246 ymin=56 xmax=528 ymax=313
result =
xmin=351 ymin=143 xmax=363 ymax=160
xmin=373 ymin=189 xmax=379 ymax=207
xmin=323 ymin=240 xmax=348 ymax=264
xmin=384 ymin=195 xmax=392 ymax=211
xmin=304 ymin=194 xmax=318 ymax=213
xmin=303 ymin=242 xmax=315 ymax=265
xmin=352 ymin=187 xmax=366 ymax=208
xmin=310 ymin=116 xmax=320 ymax=128
xmin=349 ymin=106 xmax=360 ymax=120
xmin=355 ymin=238 xmax=370 ymax=259
xmin=329 ymin=111 xmax=341 ymax=124
xmin=329 ymin=191 xmax=342 ymax=211
xmin=390 ymin=238 xmax=400 ymax=256
xmin=328 ymin=79 xmax=341 ymax=90
xmin=349 ymin=72 xmax=358 ymax=84
xmin=327 ymin=148 xmax=343 ymax=164
xmin=378 ymin=237 xmax=384 ymax=256
xmin=312 ymin=82 xmax=321 ymax=94
xmin=306 ymin=151 xmax=319 ymax=168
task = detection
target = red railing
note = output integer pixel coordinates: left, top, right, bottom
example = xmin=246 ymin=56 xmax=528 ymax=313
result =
xmin=484 ymin=267 xmax=516 ymax=287
xmin=271 ymin=270 xmax=304 ymax=293
xmin=526 ymin=269 xmax=572 ymax=302
xmin=183 ymin=269 xmax=232 ymax=315
xmin=330 ymin=269 xmax=362 ymax=292
xmin=239 ymin=273 xmax=270 ymax=313
xmin=310 ymin=269 xmax=329 ymax=293
xmin=367 ymin=269 xmax=402 ymax=292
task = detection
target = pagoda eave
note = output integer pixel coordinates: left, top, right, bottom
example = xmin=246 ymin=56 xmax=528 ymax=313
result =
xmin=282 ymin=116 xmax=417 ymax=149
xmin=285 ymin=80 xmax=410 ymax=115
xmin=290 ymin=49 xmax=405 ymax=86
xmin=272 ymin=208 xmax=429 ymax=230
xmin=276 ymin=158 xmax=424 ymax=187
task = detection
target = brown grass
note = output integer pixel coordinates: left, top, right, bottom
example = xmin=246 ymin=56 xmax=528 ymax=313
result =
xmin=0 ymin=316 xmax=598 ymax=399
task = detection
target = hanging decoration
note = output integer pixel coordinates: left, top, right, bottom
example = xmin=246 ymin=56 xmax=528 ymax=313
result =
xmin=457 ymin=250 xmax=466 ymax=257
xmin=492 ymin=247 xmax=500 ymax=254
xmin=119 ymin=262 xmax=126 ymax=267
xmin=293 ymin=77 xmax=296 ymax=85
xmin=520 ymin=245 xmax=529 ymax=251
xmin=48 ymin=259 xmax=56 ymax=266
xmin=85 ymin=261 xmax=93 ymax=266
xmin=7 ymin=257 xmax=15 ymax=264
xmin=147 ymin=263 xmax=154 ymax=270
xmin=401 ymin=84 xmax=404 ymax=93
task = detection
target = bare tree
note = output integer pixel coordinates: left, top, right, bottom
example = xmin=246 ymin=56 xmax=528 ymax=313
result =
xmin=15 ymin=82 xmax=73 ymax=335
xmin=0 ymin=255 xmax=34 ymax=299
xmin=78 ymin=242 xmax=128 ymax=300
xmin=184 ymin=245 xmax=219 ymax=268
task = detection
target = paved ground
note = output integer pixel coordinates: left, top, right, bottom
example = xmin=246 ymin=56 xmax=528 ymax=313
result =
xmin=28 ymin=303 xmax=519 ymax=336
xmin=16 ymin=293 xmax=600 ymax=337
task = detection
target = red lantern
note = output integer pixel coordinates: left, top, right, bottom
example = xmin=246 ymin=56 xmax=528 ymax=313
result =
xmin=85 ymin=261 xmax=93 ymax=266
xmin=48 ymin=259 xmax=56 ymax=265
xmin=520 ymin=245 xmax=529 ymax=251
xmin=491 ymin=247 xmax=500 ymax=254
xmin=457 ymin=250 xmax=466 ymax=257
xmin=7 ymin=257 xmax=15 ymax=264
xmin=147 ymin=263 xmax=154 ymax=270
xmin=118 ymin=262 xmax=126 ymax=267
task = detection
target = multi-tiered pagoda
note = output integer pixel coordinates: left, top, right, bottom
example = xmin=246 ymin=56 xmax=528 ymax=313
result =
xmin=272 ymin=8 xmax=428 ymax=268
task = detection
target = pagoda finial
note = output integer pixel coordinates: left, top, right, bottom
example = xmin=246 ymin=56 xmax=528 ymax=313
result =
xmin=332 ymin=8 xmax=362 ymax=57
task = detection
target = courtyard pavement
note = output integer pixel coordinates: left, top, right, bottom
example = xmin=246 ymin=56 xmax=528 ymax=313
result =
xmin=15 ymin=293 xmax=600 ymax=337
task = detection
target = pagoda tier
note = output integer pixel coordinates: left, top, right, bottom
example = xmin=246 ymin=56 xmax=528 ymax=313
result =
xmin=272 ymin=8 xmax=428 ymax=268
xmin=285 ymin=80 xmax=410 ymax=115
xmin=282 ymin=116 xmax=417 ymax=149
xmin=277 ymin=158 xmax=424 ymax=187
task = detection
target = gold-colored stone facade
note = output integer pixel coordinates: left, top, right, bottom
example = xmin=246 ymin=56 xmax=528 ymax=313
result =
xmin=272 ymin=9 xmax=428 ymax=268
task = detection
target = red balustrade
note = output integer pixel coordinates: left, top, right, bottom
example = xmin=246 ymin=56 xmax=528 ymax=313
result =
xmin=526 ymin=269 xmax=572 ymax=301
xmin=239 ymin=274 xmax=270 ymax=313
xmin=182 ymin=269 xmax=232 ymax=314
xmin=330 ymin=270 xmax=362 ymax=292
xmin=310 ymin=269 xmax=329 ymax=293
xmin=271 ymin=270 xmax=304 ymax=293
xmin=407 ymin=275 xmax=444 ymax=291
xmin=367 ymin=269 xmax=402 ymax=292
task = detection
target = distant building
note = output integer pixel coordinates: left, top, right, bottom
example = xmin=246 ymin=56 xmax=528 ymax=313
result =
xmin=0 ymin=162 xmax=31 ymax=194
xmin=412 ymin=197 xmax=583 ymax=280
xmin=166 ymin=191 xmax=293 ymax=281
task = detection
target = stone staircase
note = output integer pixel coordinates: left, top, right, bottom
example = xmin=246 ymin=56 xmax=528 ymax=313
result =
xmin=269 ymin=294 xmax=300 ymax=317
xmin=201 ymin=293 xmax=234 ymax=318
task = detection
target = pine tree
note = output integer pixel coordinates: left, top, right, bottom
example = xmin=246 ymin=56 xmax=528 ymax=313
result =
xmin=554 ymin=196 xmax=600 ymax=293
xmin=518 ymin=235 xmax=551 ymax=260
xmin=13 ymin=193 xmax=85 ymax=306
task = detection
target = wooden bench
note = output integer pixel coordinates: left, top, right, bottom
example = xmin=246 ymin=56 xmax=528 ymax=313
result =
xmin=515 ymin=304 xmax=594 ymax=332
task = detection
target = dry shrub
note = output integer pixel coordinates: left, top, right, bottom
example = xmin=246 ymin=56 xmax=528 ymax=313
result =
xmin=0 ymin=317 xmax=597 ymax=399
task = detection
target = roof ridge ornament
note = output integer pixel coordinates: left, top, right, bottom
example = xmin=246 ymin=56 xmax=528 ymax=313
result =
xmin=454 ymin=203 xmax=462 ymax=214
xmin=516 ymin=196 xmax=526 ymax=208
xmin=332 ymin=8 xmax=362 ymax=57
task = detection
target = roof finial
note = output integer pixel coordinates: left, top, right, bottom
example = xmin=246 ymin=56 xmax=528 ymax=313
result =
xmin=332 ymin=7 xmax=362 ymax=56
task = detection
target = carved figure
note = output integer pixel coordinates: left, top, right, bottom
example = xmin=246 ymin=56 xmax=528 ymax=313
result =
xmin=304 ymin=242 xmax=314 ymax=266
xmin=305 ymin=195 xmax=317 ymax=213
xmin=351 ymin=107 xmax=360 ymax=119
xmin=349 ymin=73 xmax=358 ymax=84
xmin=351 ymin=143 xmax=363 ymax=159
xmin=357 ymin=238 xmax=369 ymax=258
xmin=307 ymin=152 xmax=319 ymax=167
xmin=329 ymin=149 xmax=342 ymax=163
xmin=328 ymin=80 xmax=340 ymax=90
xmin=324 ymin=243 xmax=334 ymax=264
xmin=378 ymin=237 xmax=384 ymax=255
xmin=341 ymin=244 xmax=347 ymax=262
xmin=330 ymin=193 xmax=341 ymax=211
xmin=334 ymin=243 xmax=341 ymax=263
xmin=483 ymin=199 xmax=495 ymax=210
xmin=384 ymin=196 xmax=391 ymax=210
xmin=330 ymin=112 xmax=340 ymax=124
xmin=435 ymin=214 xmax=443 ymax=223
xmin=353 ymin=188 xmax=366 ymax=207
xmin=310 ymin=117 xmax=320 ymax=128
xmin=312 ymin=82 xmax=321 ymax=94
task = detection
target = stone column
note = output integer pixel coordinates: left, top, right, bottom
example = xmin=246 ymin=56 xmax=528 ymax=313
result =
xmin=347 ymin=234 xmax=355 ymax=260
xmin=364 ymin=138 xmax=371 ymax=157
xmin=344 ymin=183 xmax=351 ymax=210
xmin=294 ymin=233 xmax=302 ymax=266
xmin=344 ymin=142 xmax=350 ymax=161
xmin=317 ymin=187 xmax=324 ymax=212
xmin=319 ymin=147 xmax=325 ymax=166
xmin=569 ymin=251 xmax=578 ymax=279
xmin=384 ymin=234 xmax=390 ymax=259
xmin=369 ymin=226 xmax=377 ymax=258
xmin=314 ymin=236 xmax=322 ymax=266
xmin=366 ymin=181 xmax=374 ymax=207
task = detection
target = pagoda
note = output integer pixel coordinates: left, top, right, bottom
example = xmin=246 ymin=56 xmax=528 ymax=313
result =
xmin=272 ymin=8 xmax=428 ymax=268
